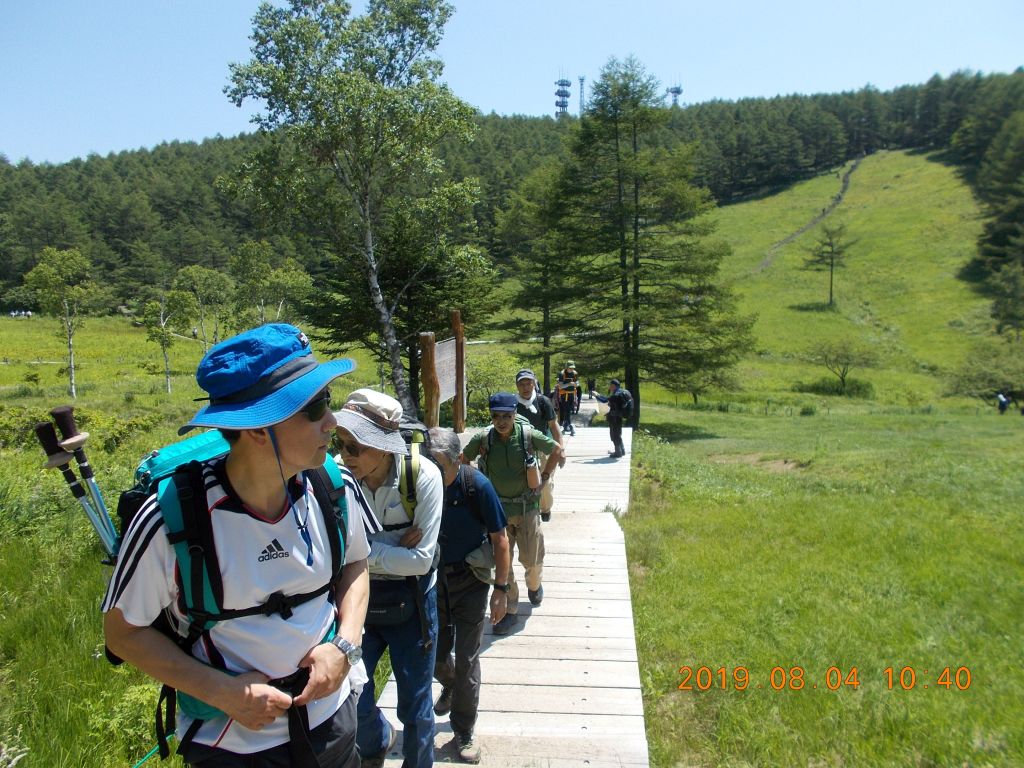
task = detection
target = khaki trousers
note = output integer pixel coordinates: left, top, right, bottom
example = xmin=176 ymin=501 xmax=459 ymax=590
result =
xmin=503 ymin=509 xmax=544 ymax=614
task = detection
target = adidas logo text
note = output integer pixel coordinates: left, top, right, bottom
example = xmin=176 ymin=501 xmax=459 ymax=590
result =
xmin=258 ymin=539 xmax=290 ymax=563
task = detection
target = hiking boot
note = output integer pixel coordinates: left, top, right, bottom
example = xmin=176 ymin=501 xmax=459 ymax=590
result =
xmin=360 ymin=722 xmax=397 ymax=768
xmin=454 ymin=730 xmax=481 ymax=764
xmin=528 ymin=585 xmax=544 ymax=605
xmin=540 ymin=510 xmax=551 ymax=522
xmin=434 ymin=686 xmax=453 ymax=716
xmin=492 ymin=614 xmax=516 ymax=635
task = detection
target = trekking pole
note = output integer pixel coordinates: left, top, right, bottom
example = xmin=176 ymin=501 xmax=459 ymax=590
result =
xmin=49 ymin=405 xmax=120 ymax=549
xmin=34 ymin=421 xmax=117 ymax=557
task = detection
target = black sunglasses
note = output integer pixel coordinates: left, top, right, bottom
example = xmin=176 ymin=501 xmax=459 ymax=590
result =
xmin=301 ymin=389 xmax=332 ymax=421
xmin=332 ymin=435 xmax=364 ymax=457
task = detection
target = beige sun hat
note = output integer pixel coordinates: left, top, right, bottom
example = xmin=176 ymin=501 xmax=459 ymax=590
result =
xmin=333 ymin=388 xmax=407 ymax=454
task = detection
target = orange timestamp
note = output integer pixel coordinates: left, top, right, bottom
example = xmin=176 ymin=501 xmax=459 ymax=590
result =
xmin=677 ymin=665 xmax=973 ymax=691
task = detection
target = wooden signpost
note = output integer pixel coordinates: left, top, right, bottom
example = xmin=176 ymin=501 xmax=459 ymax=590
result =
xmin=420 ymin=310 xmax=466 ymax=432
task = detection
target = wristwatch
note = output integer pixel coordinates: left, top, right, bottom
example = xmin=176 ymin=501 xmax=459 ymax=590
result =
xmin=493 ymin=583 xmax=510 ymax=593
xmin=330 ymin=635 xmax=363 ymax=665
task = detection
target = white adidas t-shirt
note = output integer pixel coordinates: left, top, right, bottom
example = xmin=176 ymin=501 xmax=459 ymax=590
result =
xmin=102 ymin=458 xmax=371 ymax=754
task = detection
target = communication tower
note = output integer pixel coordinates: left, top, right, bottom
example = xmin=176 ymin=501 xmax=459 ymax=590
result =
xmin=555 ymin=78 xmax=571 ymax=117
xmin=579 ymin=75 xmax=586 ymax=115
xmin=667 ymin=84 xmax=683 ymax=107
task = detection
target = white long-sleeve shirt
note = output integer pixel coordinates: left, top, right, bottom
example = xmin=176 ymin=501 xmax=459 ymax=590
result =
xmin=345 ymin=453 xmax=443 ymax=589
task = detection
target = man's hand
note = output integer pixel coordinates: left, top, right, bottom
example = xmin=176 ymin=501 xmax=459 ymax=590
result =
xmin=219 ymin=672 xmax=294 ymax=730
xmin=293 ymin=643 xmax=350 ymax=706
xmin=399 ymin=526 xmax=423 ymax=548
xmin=489 ymin=591 xmax=508 ymax=624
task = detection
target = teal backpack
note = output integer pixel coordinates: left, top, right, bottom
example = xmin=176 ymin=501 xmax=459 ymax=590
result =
xmin=112 ymin=429 xmax=350 ymax=758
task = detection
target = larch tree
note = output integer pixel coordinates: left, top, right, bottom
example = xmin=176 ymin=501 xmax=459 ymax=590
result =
xmin=804 ymin=222 xmax=852 ymax=306
xmin=557 ymin=56 xmax=753 ymax=424
xmin=494 ymin=162 xmax=584 ymax=392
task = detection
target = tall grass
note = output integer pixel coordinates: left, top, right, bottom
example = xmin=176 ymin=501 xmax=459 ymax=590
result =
xmin=0 ymin=316 xmax=383 ymax=766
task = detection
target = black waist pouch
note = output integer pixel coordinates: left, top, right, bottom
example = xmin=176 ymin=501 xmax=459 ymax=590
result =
xmin=366 ymin=578 xmax=418 ymax=626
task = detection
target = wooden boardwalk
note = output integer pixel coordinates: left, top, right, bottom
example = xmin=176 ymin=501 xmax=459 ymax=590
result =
xmin=378 ymin=400 xmax=646 ymax=767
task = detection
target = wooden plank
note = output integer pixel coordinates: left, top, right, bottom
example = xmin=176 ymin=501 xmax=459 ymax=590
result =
xmin=470 ymin=657 xmax=640 ymax=688
xmin=427 ymin=732 xmax=649 ymax=768
xmin=502 ymin=596 xmax=635 ymax=619
xmin=473 ymin=711 xmax=645 ymax=738
xmin=509 ymin=581 xmax=631 ymax=600
xmin=479 ymin=614 xmax=636 ymax=640
xmin=527 ymin=567 xmax=631 ymax=585
xmin=476 ymin=633 xmax=638 ymax=661
xmin=379 ymin=683 xmax=642 ymax=715
xmin=543 ymin=543 xmax=625 ymax=556
xmin=534 ymin=553 xmax=627 ymax=568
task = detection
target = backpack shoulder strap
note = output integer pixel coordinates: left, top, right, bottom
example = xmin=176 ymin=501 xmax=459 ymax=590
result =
xmin=459 ymin=466 xmax=482 ymax=527
xmin=161 ymin=461 xmax=220 ymax=639
xmin=397 ymin=445 xmax=419 ymax=522
xmin=307 ymin=460 xmax=348 ymax=580
xmin=519 ymin=422 xmax=534 ymax=460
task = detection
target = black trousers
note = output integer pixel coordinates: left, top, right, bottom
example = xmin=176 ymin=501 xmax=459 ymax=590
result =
xmin=182 ymin=689 xmax=359 ymax=768
xmin=558 ymin=397 xmax=575 ymax=431
xmin=434 ymin=566 xmax=490 ymax=735
xmin=608 ymin=414 xmax=625 ymax=455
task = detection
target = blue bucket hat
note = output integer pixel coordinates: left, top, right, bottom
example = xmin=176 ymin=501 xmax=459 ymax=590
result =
xmin=488 ymin=391 xmax=518 ymax=412
xmin=179 ymin=323 xmax=355 ymax=435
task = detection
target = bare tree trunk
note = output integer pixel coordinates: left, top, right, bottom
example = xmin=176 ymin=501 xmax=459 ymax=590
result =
xmin=163 ymin=346 xmax=172 ymax=394
xmin=65 ymin=312 xmax=77 ymax=399
xmin=829 ymin=254 xmax=835 ymax=305
xmin=362 ymin=218 xmax=414 ymax=413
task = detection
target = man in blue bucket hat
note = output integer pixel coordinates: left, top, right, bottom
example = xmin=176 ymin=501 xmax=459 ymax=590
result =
xmin=103 ymin=323 xmax=376 ymax=768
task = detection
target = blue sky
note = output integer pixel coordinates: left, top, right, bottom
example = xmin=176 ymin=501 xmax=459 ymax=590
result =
xmin=1 ymin=0 xmax=1021 ymax=165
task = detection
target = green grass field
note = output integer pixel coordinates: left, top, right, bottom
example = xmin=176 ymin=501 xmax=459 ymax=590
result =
xmin=1 ymin=150 xmax=1021 ymax=766
xmin=709 ymin=150 xmax=990 ymax=405
xmin=625 ymin=402 xmax=1024 ymax=767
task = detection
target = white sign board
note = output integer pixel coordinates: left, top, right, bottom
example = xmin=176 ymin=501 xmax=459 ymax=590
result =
xmin=435 ymin=337 xmax=458 ymax=403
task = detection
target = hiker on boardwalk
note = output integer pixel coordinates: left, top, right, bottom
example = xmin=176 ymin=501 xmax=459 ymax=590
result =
xmin=515 ymin=368 xmax=564 ymax=522
xmin=555 ymin=361 xmax=580 ymax=436
xmin=334 ymin=389 xmax=443 ymax=768
xmin=103 ymin=323 xmax=372 ymax=768
xmin=461 ymin=392 xmax=563 ymax=635
xmin=592 ymin=378 xmax=633 ymax=459
xmin=428 ymin=428 xmax=511 ymax=764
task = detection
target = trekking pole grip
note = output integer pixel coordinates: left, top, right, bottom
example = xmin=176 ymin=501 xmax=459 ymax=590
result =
xmin=34 ymin=421 xmax=86 ymax=498
xmin=51 ymin=404 xmax=89 ymax=446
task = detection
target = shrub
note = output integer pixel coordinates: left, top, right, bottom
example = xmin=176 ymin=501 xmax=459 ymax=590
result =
xmin=793 ymin=377 xmax=874 ymax=399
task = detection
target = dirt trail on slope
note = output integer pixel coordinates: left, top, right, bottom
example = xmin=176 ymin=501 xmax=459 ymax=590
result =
xmin=755 ymin=157 xmax=862 ymax=273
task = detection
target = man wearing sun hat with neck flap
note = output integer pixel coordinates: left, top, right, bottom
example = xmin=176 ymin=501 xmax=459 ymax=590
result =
xmin=103 ymin=323 xmax=376 ymax=768
xmin=334 ymin=388 xmax=443 ymax=768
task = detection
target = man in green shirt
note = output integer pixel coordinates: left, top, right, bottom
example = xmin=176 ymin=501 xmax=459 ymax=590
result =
xmin=461 ymin=392 xmax=562 ymax=634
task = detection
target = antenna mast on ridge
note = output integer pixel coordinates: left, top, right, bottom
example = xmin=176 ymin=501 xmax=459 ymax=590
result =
xmin=667 ymin=84 xmax=683 ymax=107
xmin=555 ymin=77 xmax=572 ymax=118
xmin=579 ymin=75 xmax=586 ymax=115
